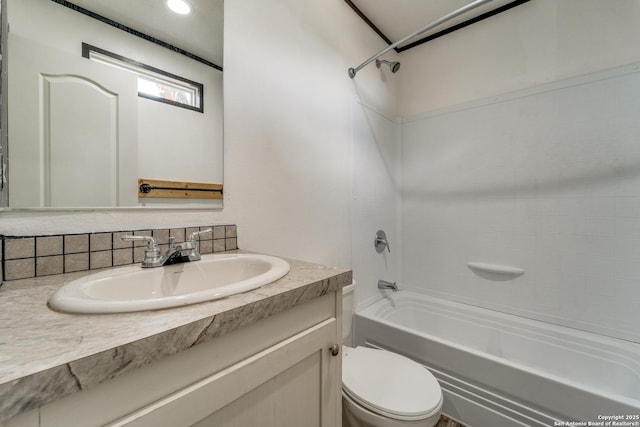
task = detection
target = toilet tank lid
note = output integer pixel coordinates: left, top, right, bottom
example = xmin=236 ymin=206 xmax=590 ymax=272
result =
xmin=342 ymin=346 xmax=442 ymax=420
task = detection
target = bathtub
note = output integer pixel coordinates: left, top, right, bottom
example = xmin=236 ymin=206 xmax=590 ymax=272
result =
xmin=355 ymin=291 xmax=640 ymax=427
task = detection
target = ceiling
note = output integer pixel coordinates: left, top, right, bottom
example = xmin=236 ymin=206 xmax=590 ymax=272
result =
xmin=62 ymin=0 xmax=522 ymax=66
xmin=66 ymin=0 xmax=223 ymax=65
xmin=348 ymin=0 xmax=523 ymax=51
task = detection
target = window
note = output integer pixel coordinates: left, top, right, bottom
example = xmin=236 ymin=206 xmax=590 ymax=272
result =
xmin=82 ymin=43 xmax=203 ymax=113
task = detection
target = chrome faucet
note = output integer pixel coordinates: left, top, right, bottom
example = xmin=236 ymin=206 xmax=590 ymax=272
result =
xmin=377 ymin=280 xmax=398 ymax=291
xmin=122 ymin=228 xmax=212 ymax=268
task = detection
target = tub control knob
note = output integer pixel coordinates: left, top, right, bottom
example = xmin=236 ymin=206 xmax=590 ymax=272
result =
xmin=374 ymin=230 xmax=391 ymax=253
xmin=329 ymin=344 xmax=340 ymax=357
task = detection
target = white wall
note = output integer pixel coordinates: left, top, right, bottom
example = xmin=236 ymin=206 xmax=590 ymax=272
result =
xmin=399 ymin=0 xmax=640 ymax=116
xmin=223 ymin=0 xmax=397 ymax=268
xmin=399 ymin=0 xmax=640 ymax=342
xmin=352 ymin=101 xmax=402 ymax=309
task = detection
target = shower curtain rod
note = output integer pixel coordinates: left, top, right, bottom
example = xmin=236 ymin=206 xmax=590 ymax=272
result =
xmin=348 ymin=0 xmax=495 ymax=78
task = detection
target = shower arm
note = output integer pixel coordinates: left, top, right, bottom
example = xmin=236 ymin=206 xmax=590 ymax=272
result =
xmin=348 ymin=0 xmax=495 ymax=79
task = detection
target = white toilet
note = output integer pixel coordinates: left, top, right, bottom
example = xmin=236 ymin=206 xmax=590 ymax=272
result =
xmin=341 ymin=284 xmax=443 ymax=427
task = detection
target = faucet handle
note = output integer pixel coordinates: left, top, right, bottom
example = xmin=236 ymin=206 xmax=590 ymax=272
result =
xmin=121 ymin=235 xmax=158 ymax=248
xmin=121 ymin=235 xmax=161 ymax=265
xmin=188 ymin=228 xmax=212 ymax=242
xmin=374 ymin=230 xmax=391 ymax=253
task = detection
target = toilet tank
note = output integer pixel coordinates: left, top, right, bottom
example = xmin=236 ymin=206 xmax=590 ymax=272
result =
xmin=342 ymin=281 xmax=356 ymax=346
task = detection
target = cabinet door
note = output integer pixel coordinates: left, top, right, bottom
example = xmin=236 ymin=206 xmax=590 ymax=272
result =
xmin=110 ymin=318 xmax=340 ymax=427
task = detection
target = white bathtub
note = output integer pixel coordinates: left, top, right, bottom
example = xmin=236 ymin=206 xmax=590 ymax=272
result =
xmin=355 ymin=291 xmax=640 ymax=427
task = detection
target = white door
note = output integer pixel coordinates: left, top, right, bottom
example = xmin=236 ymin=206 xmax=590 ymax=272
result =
xmin=8 ymin=34 xmax=138 ymax=207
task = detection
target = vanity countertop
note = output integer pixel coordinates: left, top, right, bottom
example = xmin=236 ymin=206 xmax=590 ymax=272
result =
xmin=0 ymin=251 xmax=352 ymax=422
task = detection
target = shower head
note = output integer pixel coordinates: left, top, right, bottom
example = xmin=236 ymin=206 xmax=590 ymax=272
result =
xmin=376 ymin=59 xmax=401 ymax=73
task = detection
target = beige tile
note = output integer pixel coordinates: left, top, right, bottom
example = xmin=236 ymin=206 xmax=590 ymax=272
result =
xmin=225 ymin=238 xmax=238 ymax=251
xmin=5 ymin=238 xmax=35 ymax=259
xmin=152 ymin=229 xmax=170 ymax=245
xmin=64 ymin=234 xmax=89 ymax=254
xmin=5 ymin=258 xmax=35 ymax=280
xmin=185 ymin=227 xmax=200 ymax=240
xmin=113 ymin=231 xmax=134 ymax=249
xmin=134 ymin=246 xmax=146 ymax=263
xmin=65 ymin=253 xmax=89 ymax=273
xmin=90 ymin=233 xmax=112 ymax=252
xmin=132 ymin=230 xmax=152 ymax=247
xmin=170 ymin=228 xmax=186 ymax=243
xmin=200 ymin=240 xmax=213 ymax=254
xmin=199 ymin=227 xmax=214 ymax=240
xmin=225 ymin=225 xmax=237 ymax=238
xmin=90 ymin=251 xmax=112 ymax=270
xmin=213 ymin=239 xmax=226 ymax=253
xmin=36 ymin=256 xmax=64 ymax=277
xmin=113 ymin=249 xmax=133 ymax=266
xmin=213 ymin=226 xmax=226 ymax=240
xmin=36 ymin=236 xmax=63 ymax=257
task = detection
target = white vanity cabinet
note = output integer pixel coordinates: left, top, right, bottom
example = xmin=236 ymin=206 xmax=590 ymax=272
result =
xmin=3 ymin=291 xmax=342 ymax=427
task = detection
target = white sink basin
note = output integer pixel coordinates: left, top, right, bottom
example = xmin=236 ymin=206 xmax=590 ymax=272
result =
xmin=48 ymin=253 xmax=290 ymax=314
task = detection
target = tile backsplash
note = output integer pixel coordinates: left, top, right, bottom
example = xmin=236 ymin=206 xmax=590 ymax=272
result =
xmin=1 ymin=225 xmax=238 ymax=281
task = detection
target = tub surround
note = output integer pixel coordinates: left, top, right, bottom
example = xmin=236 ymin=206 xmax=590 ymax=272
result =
xmin=1 ymin=225 xmax=238 ymax=281
xmin=401 ymin=64 xmax=640 ymax=344
xmin=0 ymin=251 xmax=351 ymax=422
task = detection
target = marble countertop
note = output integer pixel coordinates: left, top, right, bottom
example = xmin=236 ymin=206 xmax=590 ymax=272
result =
xmin=0 ymin=251 xmax=352 ymax=422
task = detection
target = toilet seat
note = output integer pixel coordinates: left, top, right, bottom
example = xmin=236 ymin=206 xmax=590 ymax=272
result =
xmin=342 ymin=346 xmax=443 ymax=422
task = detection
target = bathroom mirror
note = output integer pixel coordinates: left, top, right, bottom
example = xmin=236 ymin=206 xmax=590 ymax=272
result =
xmin=0 ymin=0 xmax=224 ymax=209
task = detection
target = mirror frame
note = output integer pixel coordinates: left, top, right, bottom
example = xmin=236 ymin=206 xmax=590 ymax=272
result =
xmin=1 ymin=0 xmax=8 ymax=208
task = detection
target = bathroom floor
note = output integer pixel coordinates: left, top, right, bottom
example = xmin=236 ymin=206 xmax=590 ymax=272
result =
xmin=436 ymin=415 xmax=466 ymax=427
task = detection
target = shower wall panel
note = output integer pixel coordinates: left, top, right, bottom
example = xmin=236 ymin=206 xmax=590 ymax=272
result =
xmin=402 ymin=64 xmax=640 ymax=343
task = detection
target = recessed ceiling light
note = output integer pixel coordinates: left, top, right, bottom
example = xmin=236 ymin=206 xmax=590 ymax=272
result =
xmin=167 ymin=0 xmax=192 ymax=15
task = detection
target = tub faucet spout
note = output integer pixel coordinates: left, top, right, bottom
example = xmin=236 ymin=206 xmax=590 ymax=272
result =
xmin=378 ymin=280 xmax=398 ymax=291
